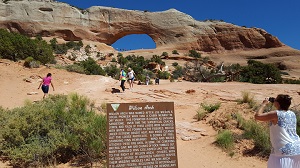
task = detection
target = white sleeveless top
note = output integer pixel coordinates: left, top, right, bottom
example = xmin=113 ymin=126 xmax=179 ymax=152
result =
xmin=269 ymin=110 xmax=300 ymax=156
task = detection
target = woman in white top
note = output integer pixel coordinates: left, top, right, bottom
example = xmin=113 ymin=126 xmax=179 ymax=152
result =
xmin=127 ymin=68 xmax=135 ymax=89
xmin=255 ymin=94 xmax=300 ymax=168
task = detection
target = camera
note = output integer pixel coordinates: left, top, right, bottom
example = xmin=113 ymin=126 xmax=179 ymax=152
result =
xmin=268 ymin=97 xmax=275 ymax=103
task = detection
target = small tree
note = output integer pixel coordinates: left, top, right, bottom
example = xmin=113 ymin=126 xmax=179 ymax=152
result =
xmin=189 ymin=50 xmax=201 ymax=58
xmin=240 ymin=60 xmax=282 ymax=84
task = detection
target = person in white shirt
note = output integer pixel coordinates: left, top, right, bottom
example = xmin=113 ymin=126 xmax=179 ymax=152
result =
xmin=127 ymin=68 xmax=135 ymax=89
xmin=255 ymin=94 xmax=300 ymax=168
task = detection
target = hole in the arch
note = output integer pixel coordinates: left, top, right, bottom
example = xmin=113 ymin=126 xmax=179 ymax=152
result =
xmin=112 ymin=34 xmax=156 ymax=51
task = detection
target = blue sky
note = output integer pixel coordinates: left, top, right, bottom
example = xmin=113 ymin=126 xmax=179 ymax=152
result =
xmin=58 ymin=0 xmax=300 ymax=51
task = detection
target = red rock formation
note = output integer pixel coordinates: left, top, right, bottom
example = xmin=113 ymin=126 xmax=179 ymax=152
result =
xmin=0 ymin=0 xmax=284 ymax=53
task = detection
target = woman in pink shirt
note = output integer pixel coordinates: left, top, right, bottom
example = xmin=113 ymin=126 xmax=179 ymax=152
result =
xmin=38 ymin=73 xmax=55 ymax=99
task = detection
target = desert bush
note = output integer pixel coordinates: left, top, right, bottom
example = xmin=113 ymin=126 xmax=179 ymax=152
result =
xmin=24 ymin=57 xmax=40 ymax=68
xmin=236 ymin=91 xmax=256 ymax=108
xmin=240 ymin=60 xmax=282 ymax=84
xmin=111 ymin=58 xmax=117 ymax=62
xmin=201 ymin=102 xmax=221 ymax=113
xmin=157 ymin=71 xmax=171 ymax=79
xmin=196 ymin=108 xmax=207 ymax=121
xmin=188 ymin=50 xmax=201 ymax=58
xmin=161 ymin=52 xmax=168 ymax=57
xmin=283 ymin=79 xmax=300 ymax=84
xmin=172 ymin=62 xmax=178 ymax=67
xmin=77 ymin=57 xmax=105 ymax=75
xmin=235 ymin=116 xmax=271 ymax=156
xmin=0 ymin=29 xmax=54 ymax=64
xmin=215 ymin=130 xmax=234 ymax=150
xmin=117 ymin=55 xmax=128 ymax=66
xmin=244 ymin=120 xmax=271 ymax=156
xmin=85 ymin=45 xmax=91 ymax=54
xmin=65 ymin=64 xmax=86 ymax=74
xmin=172 ymin=50 xmax=179 ymax=54
xmin=172 ymin=65 xmax=184 ymax=79
xmin=104 ymin=64 xmax=120 ymax=79
xmin=150 ymin=55 xmax=165 ymax=65
xmin=0 ymin=93 xmax=107 ymax=167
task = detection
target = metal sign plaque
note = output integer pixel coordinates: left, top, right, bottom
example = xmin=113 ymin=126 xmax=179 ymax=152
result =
xmin=107 ymin=102 xmax=178 ymax=168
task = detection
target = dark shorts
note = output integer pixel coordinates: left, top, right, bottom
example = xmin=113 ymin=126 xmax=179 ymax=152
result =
xmin=128 ymin=77 xmax=135 ymax=81
xmin=42 ymin=85 xmax=49 ymax=93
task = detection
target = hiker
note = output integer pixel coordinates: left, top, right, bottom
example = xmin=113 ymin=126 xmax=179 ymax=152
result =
xmin=127 ymin=67 xmax=136 ymax=89
xmin=38 ymin=73 xmax=54 ymax=99
xmin=255 ymin=94 xmax=300 ymax=168
xmin=145 ymin=74 xmax=150 ymax=85
xmin=119 ymin=68 xmax=127 ymax=92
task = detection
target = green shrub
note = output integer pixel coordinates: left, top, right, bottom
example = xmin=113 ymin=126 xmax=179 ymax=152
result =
xmin=243 ymin=120 xmax=271 ymax=156
xmin=161 ymin=52 xmax=168 ymax=57
xmin=78 ymin=57 xmax=105 ymax=75
xmin=0 ymin=93 xmax=107 ymax=167
xmin=216 ymin=130 xmax=234 ymax=150
xmin=150 ymin=55 xmax=165 ymax=65
xmin=24 ymin=57 xmax=34 ymax=68
xmin=201 ymin=102 xmax=221 ymax=113
xmin=111 ymin=58 xmax=117 ymax=62
xmin=196 ymin=108 xmax=207 ymax=121
xmin=172 ymin=65 xmax=184 ymax=79
xmin=283 ymin=79 xmax=300 ymax=84
xmin=0 ymin=29 xmax=54 ymax=64
xmin=157 ymin=71 xmax=171 ymax=79
xmin=240 ymin=60 xmax=282 ymax=84
xmin=85 ymin=45 xmax=91 ymax=54
xmin=188 ymin=50 xmax=201 ymax=58
xmin=235 ymin=115 xmax=271 ymax=156
xmin=236 ymin=91 xmax=256 ymax=108
xmin=104 ymin=64 xmax=120 ymax=79
xmin=65 ymin=64 xmax=86 ymax=74
xmin=172 ymin=50 xmax=179 ymax=54
xmin=172 ymin=62 xmax=178 ymax=67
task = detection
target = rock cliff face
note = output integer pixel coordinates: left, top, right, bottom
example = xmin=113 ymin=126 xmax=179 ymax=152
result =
xmin=0 ymin=0 xmax=283 ymax=52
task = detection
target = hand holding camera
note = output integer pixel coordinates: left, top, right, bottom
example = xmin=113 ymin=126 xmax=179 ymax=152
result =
xmin=268 ymin=97 xmax=275 ymax=103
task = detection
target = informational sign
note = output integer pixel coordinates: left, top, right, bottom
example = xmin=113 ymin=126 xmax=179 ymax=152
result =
xmin=107 ymin=102 xmax=178 ymax=168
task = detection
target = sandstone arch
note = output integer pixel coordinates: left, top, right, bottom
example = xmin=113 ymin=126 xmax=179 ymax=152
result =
xmin=0 ymin=0 xmax=283 ymax=53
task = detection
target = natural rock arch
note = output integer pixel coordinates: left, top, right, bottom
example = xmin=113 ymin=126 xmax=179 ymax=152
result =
xmin=0 ymin=0 xmax=283 ymax=53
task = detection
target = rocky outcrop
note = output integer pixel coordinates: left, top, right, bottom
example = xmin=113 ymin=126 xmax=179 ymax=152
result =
xmin=0 ymin=0 xmax=283 ymax=52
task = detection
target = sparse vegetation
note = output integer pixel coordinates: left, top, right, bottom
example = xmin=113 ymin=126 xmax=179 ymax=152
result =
xmin=216 ymin=130 xmax=234 ymax=151
xmin=238 ymin=118 xmax=271 ymax=156
xmin=236 ymin=91 xmax=256 ymax=108
xmin=172 ymin=50 xmax=179 ymax=54
xmin=201 ymin=102 xmax=221 ymax=113
xmin=161 ymin=52 xmax=168 ymax=57
xmin=196 ymin=108 xmax=207 ymax=121
xmin=188 ymin=50 xmax=201 ymax=58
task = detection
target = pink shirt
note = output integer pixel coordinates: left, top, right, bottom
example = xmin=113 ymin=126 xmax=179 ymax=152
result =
xmin=43 ymin=77 xmax=52 ymax=86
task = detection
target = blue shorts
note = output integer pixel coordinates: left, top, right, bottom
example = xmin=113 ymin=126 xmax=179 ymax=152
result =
xmin=42 ymin=85 xmax=49 ymax=93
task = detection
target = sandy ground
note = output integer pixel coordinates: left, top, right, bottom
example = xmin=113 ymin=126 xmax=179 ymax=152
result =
xmin=1 ymin=59 xmax=300 ymax=168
